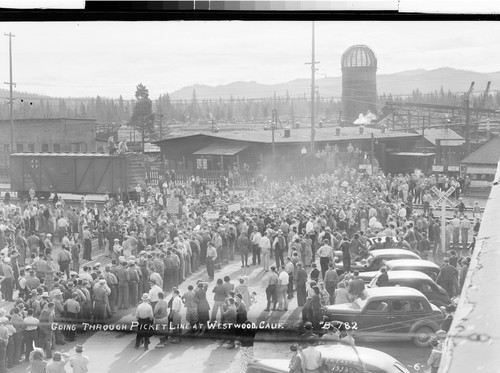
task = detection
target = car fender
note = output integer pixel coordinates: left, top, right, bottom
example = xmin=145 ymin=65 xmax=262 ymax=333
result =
xmin=409 ymin=319 xmax=439 ymax=334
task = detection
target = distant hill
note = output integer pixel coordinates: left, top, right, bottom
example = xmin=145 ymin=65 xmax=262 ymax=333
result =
xmin=169 ymin=67 xmax=500 ymax=100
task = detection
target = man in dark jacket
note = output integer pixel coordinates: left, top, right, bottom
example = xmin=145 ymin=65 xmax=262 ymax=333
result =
xmin=436 ymin=258 xmax=458 ymax=298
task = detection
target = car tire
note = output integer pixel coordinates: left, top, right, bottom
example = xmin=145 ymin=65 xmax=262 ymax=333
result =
xmin=413 ymin=326 xmax=434 ymax=347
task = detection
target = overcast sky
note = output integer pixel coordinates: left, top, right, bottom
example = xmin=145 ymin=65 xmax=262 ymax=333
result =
xmin=1 ymin=21 xmax=499 ymax=99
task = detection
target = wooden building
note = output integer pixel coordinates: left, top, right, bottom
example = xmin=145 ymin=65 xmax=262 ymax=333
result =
xmin=154 ymin=126 xmax=422 ymax=180
xmin=0 ymin=118 xmax=97 ymax=165
xmin=460 ymin=137 xmax=500 ymax=188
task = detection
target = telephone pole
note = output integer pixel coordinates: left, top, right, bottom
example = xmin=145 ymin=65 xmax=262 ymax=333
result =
xmin=306 ymin=21 xmax=319 ymax=155
xmin=4 ymin=32 xmax=15 ymax=154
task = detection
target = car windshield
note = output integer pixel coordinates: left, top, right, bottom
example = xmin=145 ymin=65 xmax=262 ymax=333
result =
xmin=365 ymin=254 xmax=375 ymax=266
xmin=354 ymin=297 xmax=368 ymax=310
xmin=435 ymin=284 xmax=448 ymax=295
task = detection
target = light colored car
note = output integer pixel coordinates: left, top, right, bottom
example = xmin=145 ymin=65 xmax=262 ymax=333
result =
xmin=246 ymin=344 xmax=410 ymax=373
xmin=335 ymin=249 xmax=421 ymax=274
xmin=384 ymin=259 xmax=441 ymax=281
xmin=364 ymin=270 xmax=451 ymax=307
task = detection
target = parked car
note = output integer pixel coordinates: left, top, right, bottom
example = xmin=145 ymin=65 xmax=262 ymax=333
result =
xmin=335 ymin=249 xmax=421 ymax=274
xmin=323 ymin=287 xmax=444 ymax=347
xmin=246 ymin=344 xmax=410 ymax=373
xmin=383 ymin=259 xmax=441 ymax=281
xmin=364 ymin=270 xmax=451 ymax=307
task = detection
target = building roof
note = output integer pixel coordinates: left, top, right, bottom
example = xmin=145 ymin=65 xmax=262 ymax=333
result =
xmin=154 ymin=126 xmax=420 ymax=146
xmin=461 ymin=137 xmax=500 ymax=165
xmin=0 ymin=117 xmax=96 ymax=124
xmin=193 ymin=144 xmax=249 ymax=156
xmin=341 ymin=44 xmax=377 ymax=69
xmin=423 ymin=128 xmax=465 ymax=147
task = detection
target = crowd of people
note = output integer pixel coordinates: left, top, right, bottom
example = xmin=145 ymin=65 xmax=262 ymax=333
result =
xmin=0 ymin=164 xmax=480 ymax=372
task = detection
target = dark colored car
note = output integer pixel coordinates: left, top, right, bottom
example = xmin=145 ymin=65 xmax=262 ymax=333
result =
xmin=246 ymin=344 xmax=410 ymax=373
xmin=323 ymin=287 xmax=443 ymax=347
xmin=335 ymin=249 xmax=421 ymax=274
xmin=364 ymin=270 xmax=451 ymax=307
xmin=384 ymin=259 xmax=441 ymax=281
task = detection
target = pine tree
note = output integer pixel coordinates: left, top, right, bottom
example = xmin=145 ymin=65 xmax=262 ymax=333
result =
xmin=130 ymin=83 xmax=155 ymax=151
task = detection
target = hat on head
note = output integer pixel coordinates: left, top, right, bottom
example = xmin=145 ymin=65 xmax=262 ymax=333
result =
xmin=46 ymin=234 xmax=52 ymax=237
xmin=75 ymin=344 xmax=83 ymax=353
xmin=99 ymin=279 xmax=106 ymax=285
xmin=53 ymin=289 xmax=63 ymax=297
xmin=114 ymin=238 xmax=119 ymax=242
xmin=141 ymin=293 xmax=149 ymax=301
xmin=41 ymin=292 xmax=49 ymax=298
xmin=3 ymin=257 xmax=10 ymax=263
xmin=30 ymin=289 xmax=37 ymax=296
xmin=70 ymin=271 xmax=78 ymax=276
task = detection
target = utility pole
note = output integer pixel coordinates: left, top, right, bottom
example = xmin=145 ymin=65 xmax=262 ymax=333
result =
xmin=4 ymin=32 xmax=15 ymax=154
xmin=464 ymin=81 xmax=475 ymax=155
xmin=306 ymin=21 xmax=319 ymax=155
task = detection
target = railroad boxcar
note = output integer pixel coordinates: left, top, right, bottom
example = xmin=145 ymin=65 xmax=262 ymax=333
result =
xmin=10 ymin=152 xmax=145 ymax=199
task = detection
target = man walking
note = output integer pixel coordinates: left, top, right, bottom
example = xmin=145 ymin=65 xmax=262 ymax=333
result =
xmin=317 ymin=239 xmax=334 ymax=280
xmin=135 ymin=293 xmax=154 ymax=350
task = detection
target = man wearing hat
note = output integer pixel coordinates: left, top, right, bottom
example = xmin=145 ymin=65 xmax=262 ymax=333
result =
xmin=272 ymin=229 xmax=286 ymax=269
xmin=93 ymin=279 xmax=110 ymax=322
xmin=135 ymin=293 xmax=154 ymax=350
xmin=70 ymin=344 xmax=89 ymax=373
xmin=1 ymin=257 xmax=14 ymax=302
xmin=436 ymin=258 xmax=458 ymax=298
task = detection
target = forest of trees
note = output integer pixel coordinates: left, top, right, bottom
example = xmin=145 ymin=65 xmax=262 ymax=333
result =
xmin=1 ymin=86 xmax=499 ymax=126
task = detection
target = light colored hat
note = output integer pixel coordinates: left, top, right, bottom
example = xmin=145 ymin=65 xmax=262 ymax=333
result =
xmin=75 ymin=344 xmax=83 ymax=353
xmin=114 ymin=238 xmax=119 ymax=242
xmin=99 ymin=279 xmax=106 ymax=284
xmin=53 ymin=289 xmax=63 ymax=296
xmin=41 ymin=292 xmax=49 ymax=298
xmin=141 ymin=293 xmax=149 ymax=301
xmin=46 ymin=234 xmax=52 ymax=237
xmin=3 ymin=257 xmax=10 ymax=263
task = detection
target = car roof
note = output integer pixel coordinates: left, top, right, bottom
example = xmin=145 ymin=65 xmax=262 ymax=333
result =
xmin=385 ymin=259 xmax=440 ymax=269
xmin=369 ymin=249 xmax=420 ymax=258
xmin=250 ymin=345 xmax=400 ymax=372
xmin=385 ymin=270 xmax=433 ymax=281
xmin=316 ymin=345 xmax=398 ymax=370
xmin=365 ymin=286 xmax=426 ymax=299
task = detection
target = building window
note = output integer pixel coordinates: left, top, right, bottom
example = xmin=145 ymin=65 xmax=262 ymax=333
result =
xmin=53 ymin=144 xmax=61 ymax=152
xmin=41 ymin=144 xmax=49 ymax=152
xmin=16 ymin=144 xmax=23 ymax=152
xmin=3 ymin=144 xmax=9 ymax=154
xmin=28 ymin=144 xmax=35 ymax=153
xmin=71 ymin=143 xmax=81 ymax=153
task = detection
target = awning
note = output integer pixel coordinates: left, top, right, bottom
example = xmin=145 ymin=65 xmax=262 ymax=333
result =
xmin=390 ymin=152 xmax=435 ymax=157
xmin=193 ymin=144 xmax=249 ymax=156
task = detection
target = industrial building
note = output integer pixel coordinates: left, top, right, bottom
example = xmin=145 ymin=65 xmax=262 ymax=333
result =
xmin=0 ymin=118 xmax=97 ymax=167
xmin=460 ymin=137 xmax=500 ymax=188
xmin=154 ymin=126 xmax=422 ymax=183
xmin=341 ymin=45 xmax=378 ymax=124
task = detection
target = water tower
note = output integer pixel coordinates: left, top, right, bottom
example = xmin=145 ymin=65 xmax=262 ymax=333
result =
xmin=341 ymin=44 xmax=378 ymax=124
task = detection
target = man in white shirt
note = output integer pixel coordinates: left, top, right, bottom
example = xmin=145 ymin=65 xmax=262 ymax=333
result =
xmin=259 ymin=233 xmax=272 ymax=271
xmin=277 ymin=265 xmax=289 ymax=311
xmin=459 ymin=215 xmax=471 ymax=253
xmin=135 ymin=293 xmax=154 ymax=350
xmin=170 ymin=289 xmax=183 ymax=343
xmin=250 ymin=228 xmax=262 ymax=266
xmin=301 ymin=340 xmax=322 ymax=372
xmin=148 ymin=280 xmax=162 ymax=310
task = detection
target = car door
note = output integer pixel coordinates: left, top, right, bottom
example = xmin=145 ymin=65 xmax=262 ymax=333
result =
xmin=359 ymin=300 xmax=392 ymax=339
xmin=389 ymin=298 xmax=428 ymax=336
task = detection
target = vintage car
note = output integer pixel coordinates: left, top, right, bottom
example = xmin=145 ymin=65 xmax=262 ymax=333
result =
xmin=323 ymin=287 xmax=443 ymax=347
xmin=363 ymin=270 xmax=451 ymax=307
xmin=383 ymin=259 xmax=441 ymax=281
xmin=335 ymin=249 xmax=421 ymax=274
xmin=246 ymin=344 xmax=410 ymax=373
